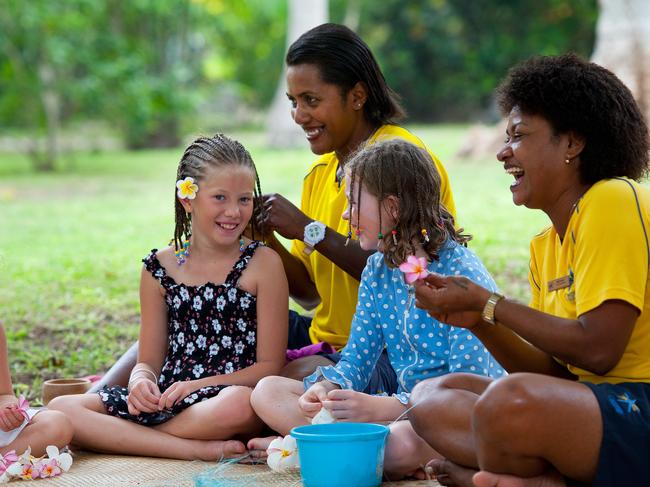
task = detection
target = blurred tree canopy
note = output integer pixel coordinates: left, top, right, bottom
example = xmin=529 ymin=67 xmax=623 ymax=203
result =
xmin=353 ymin=0 xmax=598 ymax=121
xmin=0 ymin=0 xmax=597 ymax=165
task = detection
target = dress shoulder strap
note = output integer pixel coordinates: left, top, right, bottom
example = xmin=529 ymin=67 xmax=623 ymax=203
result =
xmin=224 ymin=241 xmax=264 ymax=286
xmin=142 ymin=249 xmax=174 ymax=288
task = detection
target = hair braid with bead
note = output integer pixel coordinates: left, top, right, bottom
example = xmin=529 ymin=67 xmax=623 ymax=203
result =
xmin=173 ymin=133 xmax=263 ymax=252
xmin=345 ymin=162 xmax=358 ymax=244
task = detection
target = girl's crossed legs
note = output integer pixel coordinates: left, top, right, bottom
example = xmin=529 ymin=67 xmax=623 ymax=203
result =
xmin=248 ymin=375 xmax=441 ymax=479
xmin=49 ymin=385 xmax=261 ymax=460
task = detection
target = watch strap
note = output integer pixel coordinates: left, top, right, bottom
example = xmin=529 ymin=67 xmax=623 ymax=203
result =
xmin=481 ymin=292 xmax=504 ymax=325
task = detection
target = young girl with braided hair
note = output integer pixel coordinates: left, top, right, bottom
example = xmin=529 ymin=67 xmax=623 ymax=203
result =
xmin=249 ymin=139 xmax=504 ymax=477
xmin=50 ymin=134 xmax=288 ymax=460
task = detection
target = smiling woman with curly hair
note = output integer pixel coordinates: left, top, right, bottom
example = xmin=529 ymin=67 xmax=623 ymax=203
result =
xmin=404 ymin=53 xmax=650 ymax=487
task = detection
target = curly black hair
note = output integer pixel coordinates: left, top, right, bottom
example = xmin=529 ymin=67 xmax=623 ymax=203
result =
xmin=287 ymin=23 xmax=405 ymax=126
xmin=496 ymin=53 xmax=649 ymax=183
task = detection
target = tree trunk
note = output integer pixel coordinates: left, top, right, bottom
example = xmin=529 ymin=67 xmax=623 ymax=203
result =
xmin=591 ymin=0 xmax=650 ymax=123
xmin=455 ymin=0 xmax=650 ymax=162
xmin=265 ymin=0 xmax=328 ymax=148
xmin=35 ymin=61 xmax=60 ymax=172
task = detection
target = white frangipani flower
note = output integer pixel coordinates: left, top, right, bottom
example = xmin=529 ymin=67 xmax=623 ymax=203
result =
xmin=267 ymin=435 xmax=300 ymax=473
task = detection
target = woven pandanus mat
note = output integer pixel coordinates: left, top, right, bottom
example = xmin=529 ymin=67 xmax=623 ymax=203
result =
xmin=16 ymin=451 xmax=441 ymax=486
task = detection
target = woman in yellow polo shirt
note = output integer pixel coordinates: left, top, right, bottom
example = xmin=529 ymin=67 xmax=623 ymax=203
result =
xmin=259 ymin=23 xmax=456 ymax=388
xmin=405 ymin=54 xmax=650 ymax=486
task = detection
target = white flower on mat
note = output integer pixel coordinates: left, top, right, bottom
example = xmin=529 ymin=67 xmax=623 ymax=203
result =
xmin=267 ymin=435 xmax=300 ymax=473
xmin=45 ymin=446 xmax=72 ymax=471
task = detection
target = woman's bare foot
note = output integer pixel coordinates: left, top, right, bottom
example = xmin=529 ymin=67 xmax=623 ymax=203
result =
xmin=427 ymin=458 xmax=477 ymax=487
xmin=195 ymin=439 xmax=247 ymax=461
xmin=473 ymin=470 xmax=567 ymax=487
xmin=246 ymin=435 xmax=282 ymax=459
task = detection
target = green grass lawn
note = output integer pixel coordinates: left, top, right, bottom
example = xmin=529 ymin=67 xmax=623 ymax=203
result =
xmin=1 ymin=125 xmax=547 ymax=402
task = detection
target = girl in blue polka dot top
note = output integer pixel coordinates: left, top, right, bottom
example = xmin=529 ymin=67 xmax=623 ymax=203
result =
xmin=301 ymin=139 xmax=505 ymax=403
xmin=248 ymin=140 xmax=504 ymax=476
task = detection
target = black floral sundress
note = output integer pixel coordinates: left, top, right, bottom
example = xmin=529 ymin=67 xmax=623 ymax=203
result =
xmin=99 ymin=241 xmax=262 ymax=425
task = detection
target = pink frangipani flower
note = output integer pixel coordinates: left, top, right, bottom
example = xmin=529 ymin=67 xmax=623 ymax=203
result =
xmin=398 ymin=255 xmax=429 ymax=284
xmin=0 ymin=450 xmax=18 ymax=472
xmin=16 ymin=396 xmax=29 ymax=421
xmin=37 ymin=458 xmax=61 ymax=478
xmin=18 ymin=463 xmax=39 ymax=481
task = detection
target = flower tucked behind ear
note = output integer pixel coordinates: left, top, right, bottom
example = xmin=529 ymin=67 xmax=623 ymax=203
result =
xmin=176 ymin=177 xmax=199 ymax=199
xmin=267 ymin=435 xmax=300 ymax=473
xmin=399 ymin=255 xmax=429 ymax=284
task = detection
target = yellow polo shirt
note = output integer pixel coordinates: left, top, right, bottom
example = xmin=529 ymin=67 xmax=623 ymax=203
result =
xmin=291 ymin=124 xmax=456 ymax=349
xmin=529 ymin=178 xmax=650 ymax=383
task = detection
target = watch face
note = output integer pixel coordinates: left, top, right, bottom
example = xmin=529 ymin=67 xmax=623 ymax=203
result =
xmin=305 ymin=225 xmax=323 ymax=240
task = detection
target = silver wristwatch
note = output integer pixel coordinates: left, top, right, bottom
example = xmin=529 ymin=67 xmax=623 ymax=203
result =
xmin=303 ymin=220 xmax=326 ymax=255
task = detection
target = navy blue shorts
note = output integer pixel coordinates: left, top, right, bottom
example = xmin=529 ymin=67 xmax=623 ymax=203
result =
xmin=287 ymin=310 xmax=398 ymax=396
xmin=580 ymin=381 xmax=650 ymax=487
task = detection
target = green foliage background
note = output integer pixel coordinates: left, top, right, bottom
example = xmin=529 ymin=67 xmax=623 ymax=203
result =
xmin=357 ymin=0 xmax=598 ymax=121
xmin=0 ymin=0 xmax=597 ymax=150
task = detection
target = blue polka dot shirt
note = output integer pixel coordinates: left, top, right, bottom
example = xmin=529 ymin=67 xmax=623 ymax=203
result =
xmin=304 ymin=239 xmax=506 ymax=404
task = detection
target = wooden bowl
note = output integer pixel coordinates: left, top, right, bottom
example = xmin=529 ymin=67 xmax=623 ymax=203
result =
xmin=42 ymin=378 xmax=92 ymax=405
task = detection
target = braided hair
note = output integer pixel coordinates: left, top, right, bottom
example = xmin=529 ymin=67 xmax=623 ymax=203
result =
xmin=173 ymin=134 xmax=263 ymax=252
xmin=346 ymin=139 xmax=470 ymax=268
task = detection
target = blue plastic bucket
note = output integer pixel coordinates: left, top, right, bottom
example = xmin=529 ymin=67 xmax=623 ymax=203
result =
xmin=291 ymin=423 xmax=390 ymax=487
